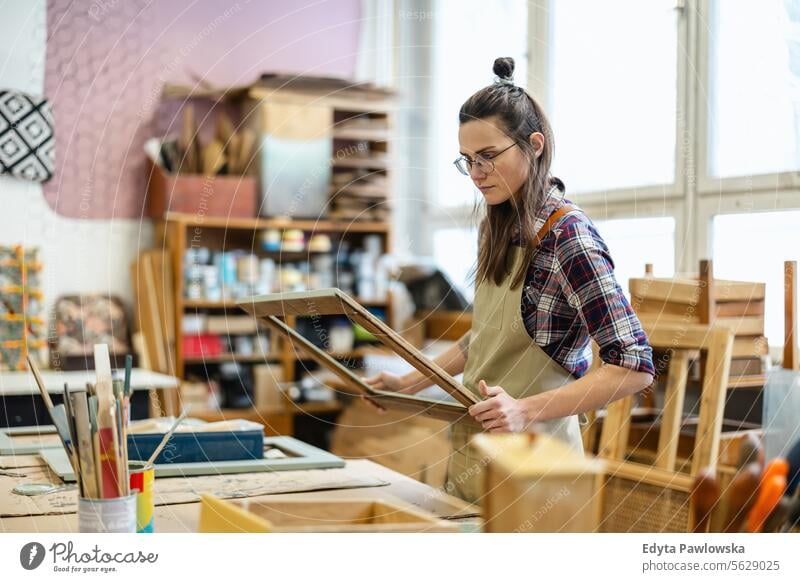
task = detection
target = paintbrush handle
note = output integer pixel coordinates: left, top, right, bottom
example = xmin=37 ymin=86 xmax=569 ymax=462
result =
xmin=27 ymin=355 xmax=54 ymax=410
xmin=124 ymin=354 xmax=133 ymax=397
xmin=145 ymin=409 xmax=189 ymax=467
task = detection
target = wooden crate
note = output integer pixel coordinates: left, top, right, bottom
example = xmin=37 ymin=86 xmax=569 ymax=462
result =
xmin=471 ymin=433 xmax=604 ymax=533
xmin=198 ymin=494 xmax=458 ymax=532
xmin=145 ymin=159 xmax=257 ymax=219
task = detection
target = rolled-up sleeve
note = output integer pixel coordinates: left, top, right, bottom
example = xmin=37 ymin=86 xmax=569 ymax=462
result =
xmin=553 ymin=218 xmax=655 ymax=376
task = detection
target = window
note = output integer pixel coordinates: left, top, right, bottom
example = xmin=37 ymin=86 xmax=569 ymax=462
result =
xmin=549 ymin=0 xmax=680 ymax=194
xmin=430 ymin=0 xmax=528 ymax=209
xmin=712 ymin=210 xmax=800 ymax=348
xmin=408 ymin=1 xmax=800 ymax=314
xmin=432 ymin=227 xmax=478 ymax=300
xmin=707 ymin=0 xmax=800 ymax=179
xmin=593 ymin=216 xmax=676 ymax=297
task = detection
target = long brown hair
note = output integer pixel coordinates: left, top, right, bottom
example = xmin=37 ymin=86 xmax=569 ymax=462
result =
xmin=461 ymin=57 xmax=563 ymax=289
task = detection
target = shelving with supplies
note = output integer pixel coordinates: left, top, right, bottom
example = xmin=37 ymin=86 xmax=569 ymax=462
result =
xmin=155 ymin=212 xmax=395 ymax=423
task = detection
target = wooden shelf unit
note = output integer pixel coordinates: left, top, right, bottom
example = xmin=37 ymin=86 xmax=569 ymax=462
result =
xmin=155 ymin=213 xmax=393 ymax=424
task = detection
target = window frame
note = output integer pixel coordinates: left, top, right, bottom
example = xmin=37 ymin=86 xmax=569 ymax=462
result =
xmin=694 ymin=0 xmax=800 ymax=195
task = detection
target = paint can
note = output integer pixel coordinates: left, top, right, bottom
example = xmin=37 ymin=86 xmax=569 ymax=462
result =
xmin=129 ymin=461 xmax=155 ymax=533
xmin=78 ymin=495 xmax=137 ymax=533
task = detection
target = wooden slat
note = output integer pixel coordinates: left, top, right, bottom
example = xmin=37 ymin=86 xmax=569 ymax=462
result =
xmin=691 ymin=327 xmax=735 ymax=475
xmin=785 ymin=261 xmax=798 ymax=370
xmin=726 ymin=374 xmax=766 ymax=389
xmin=633 ymin=298 xmax=764 ymax=319
xmin=637 ymin=313 xmax=763 ymax=336
xmin=601 ymin=458 xmax=694 ymax=492
xmin=597 ymin=395 xmax=633 ymax=461
xmin=698 ymin=260 xmax=715 ymax=325
xmin=630 ymin=277 xmax=765 ymax=305
xmin=638 ymin=313 xmax=763 ymax=336
xmin=654 ymin=350 xmax=690 ymax=471
xmin=715 ymin=316 xmax=764 ymax=336
xmin=732 ymin=336 xmax=769 ymax=358
xmin=629 ymin=278 xmax=701 ymax=305
xmin=716 ymin=300 xmax=764 ymax=317
xmin=164 ymin=212 xmax=391 ymax=233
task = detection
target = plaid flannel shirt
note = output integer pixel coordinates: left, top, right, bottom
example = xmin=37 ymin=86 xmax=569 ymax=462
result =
xmin=513 ymin=187 xmax=655 ymax=378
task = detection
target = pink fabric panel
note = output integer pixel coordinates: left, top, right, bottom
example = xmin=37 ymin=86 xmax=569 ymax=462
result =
xmin=43 ymin=0 xmax=361 ymax=219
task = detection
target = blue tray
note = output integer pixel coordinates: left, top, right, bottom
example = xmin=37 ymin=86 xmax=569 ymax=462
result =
xmin=126 ymin=429 xmax=264 ymax=464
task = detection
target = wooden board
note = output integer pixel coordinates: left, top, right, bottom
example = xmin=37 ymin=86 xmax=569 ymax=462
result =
xmin=630 ymin=277 xmax=765 ymax=305
xmin=633 ymin=297 xmax=765 ymax=319
xmin=636 ymin=313 xmax=764 ymax=336
xmin=42 ymin=436 xmax=346 ymax=481
xmin=237 ymin=289 xmax=481 ymax=424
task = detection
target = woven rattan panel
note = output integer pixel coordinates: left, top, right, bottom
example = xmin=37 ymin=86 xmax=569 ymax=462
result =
xmin=600 ymin=476 xmax=690 ymax=532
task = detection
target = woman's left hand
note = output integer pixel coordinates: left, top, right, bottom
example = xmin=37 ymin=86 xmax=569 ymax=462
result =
xmin=468 ymin=380 xmax=530 ymax=433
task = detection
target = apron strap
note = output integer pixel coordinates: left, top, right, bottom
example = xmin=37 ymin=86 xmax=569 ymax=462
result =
xmin=533 ymin=203 xmax=589 ymax=427
xmin=534 ymin=203 xmax=579 ymax=245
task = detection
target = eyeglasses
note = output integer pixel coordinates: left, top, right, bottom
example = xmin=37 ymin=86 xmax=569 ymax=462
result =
xmin=453 ymin=142 xmax=518 ymax=176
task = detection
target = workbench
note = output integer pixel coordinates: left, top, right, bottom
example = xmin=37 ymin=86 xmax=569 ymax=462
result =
xmin=0 ymin=459 xmax=479 ymax=533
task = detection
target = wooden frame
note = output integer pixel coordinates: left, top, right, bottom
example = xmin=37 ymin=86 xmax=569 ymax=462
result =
xmin=0 ymin=425 xmax=61 ymax=455
xmin=237 ymin=289 xmax=481 ymax=426
xmin=198 ymin=495 xmax=458 ymax=533
xmin=41 ymin=435 xmax=346 ymax=482
xmin=596 ymin=322 xmax=734 ymax=532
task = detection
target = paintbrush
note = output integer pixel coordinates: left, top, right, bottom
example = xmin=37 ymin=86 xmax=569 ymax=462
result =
xmin=122 ymin=354 xmax=132 ymax=451
xmin=62 ymin=383 xmax=81 ymax=495
xmin=26 ymin=355 xmax=54 ymax=411
xmin=123 ymin=355 xmax=133 ymax=397
xmin=49 ymin=404 xmax=77 ymax=472
xmin=113 ymin=379 xmax=128 ymax=496
xmin=88 ymin=395 xmax=102 ymax=496
xmin=145 ymin=408 xmax=190 ymax=468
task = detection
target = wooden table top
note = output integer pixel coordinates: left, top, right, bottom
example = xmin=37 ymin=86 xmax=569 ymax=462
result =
xmin=0 ymin=459 xmax=480 ymax=533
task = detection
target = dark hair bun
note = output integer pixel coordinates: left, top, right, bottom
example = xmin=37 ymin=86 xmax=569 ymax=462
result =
xmin=493 ymin=57 xmax=515 ymax=81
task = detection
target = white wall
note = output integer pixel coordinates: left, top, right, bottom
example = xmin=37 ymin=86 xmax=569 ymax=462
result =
xmin=0 ymin=0 xmax=153 ymax=323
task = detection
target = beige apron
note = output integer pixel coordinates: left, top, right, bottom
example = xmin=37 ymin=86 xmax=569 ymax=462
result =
xmin=445 ymin=209 xmax=585 ymax=504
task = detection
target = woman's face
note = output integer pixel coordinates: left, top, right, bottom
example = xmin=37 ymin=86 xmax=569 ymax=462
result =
xmin=457 ymin=116 xmax=544 ymax=205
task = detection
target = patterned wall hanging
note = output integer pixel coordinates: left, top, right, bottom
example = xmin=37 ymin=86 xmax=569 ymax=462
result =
xmin=0 ymin=90 xmax=54 ymax=183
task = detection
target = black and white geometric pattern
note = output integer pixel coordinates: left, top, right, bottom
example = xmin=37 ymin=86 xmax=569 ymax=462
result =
xmin=0 ymin=90 xmax=54 ymax=183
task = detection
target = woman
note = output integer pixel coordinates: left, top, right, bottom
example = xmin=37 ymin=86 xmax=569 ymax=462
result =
xmin=365 ymin=57 xmax=655 ymax=504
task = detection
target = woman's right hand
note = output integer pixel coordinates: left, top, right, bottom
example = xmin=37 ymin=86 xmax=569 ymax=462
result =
xmin=360 ymin=371 xmax=416 ymax=412
xmin=363 ymin=371 xmax=413 ymax=393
